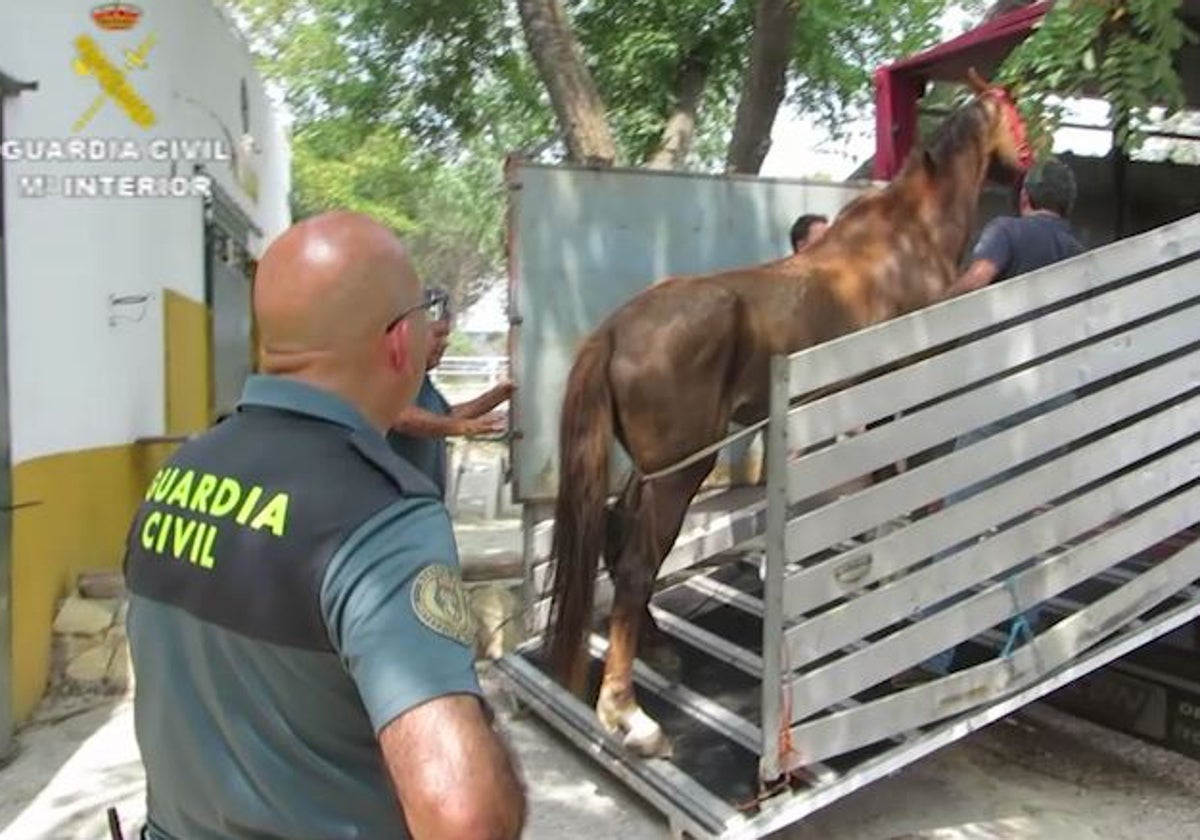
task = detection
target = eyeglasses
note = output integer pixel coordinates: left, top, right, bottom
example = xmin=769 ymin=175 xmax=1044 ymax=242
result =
xmin=384 ymin=289 xmax=450 ymax=333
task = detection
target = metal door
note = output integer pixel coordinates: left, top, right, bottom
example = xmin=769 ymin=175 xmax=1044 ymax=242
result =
xmin=0 ymin=69 xmax=34 ymax=763
xmin=0 ymin=218 xmax=11 ymax=764
xmin=204 ymin=182 xmax=259 ymax=418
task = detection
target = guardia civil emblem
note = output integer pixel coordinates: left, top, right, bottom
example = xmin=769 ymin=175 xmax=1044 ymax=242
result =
xmin=412 ymin=565 xmax=476 ymax=647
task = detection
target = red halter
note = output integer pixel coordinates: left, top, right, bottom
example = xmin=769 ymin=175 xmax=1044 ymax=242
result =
xmin=982 ymin=86 xmax=1034 ymax=172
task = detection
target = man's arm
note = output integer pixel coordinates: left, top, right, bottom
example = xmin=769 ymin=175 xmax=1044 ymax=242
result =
xmin=322 ymin=498 xmax=527 ymax=839
xmin=942 ymin=258 xmax=1000 ymax=299
xmin=450 ymin=380 xmax=515 ymax=421
xmin=941 ymin=218 xmax=1012 ymax=300
xmin=379 ymin=695 xmax=525 ymax=840
xmin=393 ymin=405 xmax=502 ymax=437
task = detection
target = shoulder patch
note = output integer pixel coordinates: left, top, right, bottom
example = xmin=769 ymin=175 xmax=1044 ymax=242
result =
xmin=411 ymin=565 xmax=476 ymax=647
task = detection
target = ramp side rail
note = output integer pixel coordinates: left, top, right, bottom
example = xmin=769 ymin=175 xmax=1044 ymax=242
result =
xmin=759 ymin=211 xmax=1200 ymax=779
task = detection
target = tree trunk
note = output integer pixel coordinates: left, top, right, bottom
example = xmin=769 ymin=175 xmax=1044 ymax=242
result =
xmin=645 ymin=54 xmax=711 ymax=170
xmin=515 ymin=0 xmax=617 ymax=166
xmin=724 ymin=0 xmax=800 ymax=174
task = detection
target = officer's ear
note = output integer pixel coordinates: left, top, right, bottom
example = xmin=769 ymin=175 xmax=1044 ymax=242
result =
xmin=383 ymin=318 xmax=414 ymax=376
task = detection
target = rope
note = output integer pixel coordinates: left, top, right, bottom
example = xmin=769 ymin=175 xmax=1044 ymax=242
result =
xmin=999 ymin=575 xmax=1034 ymax=659
xmin=640 ymin=418 xmax=770 ymax=483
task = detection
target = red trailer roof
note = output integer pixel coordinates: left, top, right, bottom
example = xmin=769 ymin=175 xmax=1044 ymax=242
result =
xmin=872 ymin=2 xmax=1053 ymax=180
xmin=873 ymin=1 xmax=1200 ymax=180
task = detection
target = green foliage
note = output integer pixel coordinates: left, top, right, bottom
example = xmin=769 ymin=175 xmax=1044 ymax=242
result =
xmin=229 ymin=0 xmax=956 ymax=172
xmin=229 ymin=0 xmax=553 ymax=155
xmin=223 ymin=0 xmax=972 ymax=307
xmin=568 ymin=0 xmax=749 ymax=167
xmin=226 ymin=0 xmax=515 ymax=312
xmin=224 ymin=0 xmax=961 ymax=315
xmin=786 ymin=0 xmax=947 ymax=135
xmin=284 ymin=116 xmax=507 ymax=313
xmin=290 ymin=120 xmax=428 ymax=235
xmin=998 ymin=0 xmax=1197 ymax=154
xmin=568 ymin=0 xmax=951 ymax=168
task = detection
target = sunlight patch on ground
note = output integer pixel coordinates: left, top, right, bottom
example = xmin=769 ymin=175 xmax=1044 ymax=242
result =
xmin=915 ymin=815 xmax=1038 ymax=839
xmin=0 ymin=701 xmax=145 ymax=840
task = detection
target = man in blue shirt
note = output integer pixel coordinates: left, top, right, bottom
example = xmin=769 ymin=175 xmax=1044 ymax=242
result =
xmin=388 ymin=289 xmax=513 ymax=498
xmin=123 ymin=210 xmax=526 ymax=839
xmin=900 ymin=159 xmax=1085 ymax=683
xmin=943 ymin=157 xmax=1084 ymax=296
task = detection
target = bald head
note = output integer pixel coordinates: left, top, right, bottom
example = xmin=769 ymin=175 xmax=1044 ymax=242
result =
xmin=253 ymin=211 xmax=428 ymax=427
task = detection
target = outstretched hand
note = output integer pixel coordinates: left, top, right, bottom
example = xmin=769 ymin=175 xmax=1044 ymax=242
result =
xmin=464 ymin=412 xmax=507 ymax=437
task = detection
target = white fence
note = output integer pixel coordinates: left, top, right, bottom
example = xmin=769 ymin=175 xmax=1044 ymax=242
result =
xmin=432 ymin=355 xmax=508 ymax=384
xmin=431 ymin=355 xmax=509 ymax=400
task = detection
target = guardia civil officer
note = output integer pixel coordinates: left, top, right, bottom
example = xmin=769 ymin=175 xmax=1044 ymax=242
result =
xmin=123 ymin=211 xmax=526 ymax=839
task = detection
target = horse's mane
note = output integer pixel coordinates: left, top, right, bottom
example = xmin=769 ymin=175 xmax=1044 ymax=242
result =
xmin=900 ymin=95 xmax=991 ymax=176
xmin=823 ymin=93 xmax=994 ymax=236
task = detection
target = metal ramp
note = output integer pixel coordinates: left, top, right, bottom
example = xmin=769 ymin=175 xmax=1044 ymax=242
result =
xmin=500 ymin=213 xmax=1200 ymax=839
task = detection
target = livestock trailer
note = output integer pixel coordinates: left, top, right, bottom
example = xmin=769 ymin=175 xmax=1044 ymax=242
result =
xmin=497 ymin=157 xmax=1200 ymax=838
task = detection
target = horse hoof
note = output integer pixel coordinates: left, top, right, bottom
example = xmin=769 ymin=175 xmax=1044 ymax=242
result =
xmin=624 ymin=725 xmax=673 ymax=759
xmin=596 ymin=696 xmax=672 ymax=759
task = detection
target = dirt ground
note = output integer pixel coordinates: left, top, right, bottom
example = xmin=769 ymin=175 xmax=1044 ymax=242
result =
xmin=3 ymin=675 xmax=1200 ymax=840
xmin=4 ymin=514 xmax=1200 ymax=839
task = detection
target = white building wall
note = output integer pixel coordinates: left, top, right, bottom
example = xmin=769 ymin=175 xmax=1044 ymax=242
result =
xmin=0 ymin=0 xmax=290 ymax=464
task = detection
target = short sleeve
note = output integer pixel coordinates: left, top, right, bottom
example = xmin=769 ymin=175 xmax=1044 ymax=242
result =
xmin=970 ymin=218 xmax=1014 ymax=276
xmin=320 ymin=497 xmax=482 ymax=734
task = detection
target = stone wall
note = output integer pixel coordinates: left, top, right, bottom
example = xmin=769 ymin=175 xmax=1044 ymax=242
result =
xmin=45 ymin=570 xmax=523 ymax=703
xmin=466 ymin=581 xmax=524 ymax=661
xmin=49 ymin=572 xmax=131 ymax=699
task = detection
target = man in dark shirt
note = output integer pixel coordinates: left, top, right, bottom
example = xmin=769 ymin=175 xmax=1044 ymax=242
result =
xmin=388 ymin=288 xmax=513 ymax=499
xmin=943 ymin=157 xmax=1084 ymax=297
xmin=124 ymin=211 xmax=526 ymax=838
xmin=905 ymin=158 xmax=1086 ymax=681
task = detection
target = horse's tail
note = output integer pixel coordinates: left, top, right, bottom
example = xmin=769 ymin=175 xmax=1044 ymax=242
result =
xmin=547 ymin=328 xmax=616 ymax=694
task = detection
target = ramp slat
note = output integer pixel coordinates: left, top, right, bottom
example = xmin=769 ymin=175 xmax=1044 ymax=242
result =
xmin=785 ymin=480 xmax=1200 ymax=723
xmin=787 ymin=291 xmax=1200 ymax=501
xmin=782 ymin=419 xmax=1200 ymax=664
xmin=784 ymin=349 xmax=1200 ymax=562
xmin=649 ymin=604 xmax=764 ymax=678
xmin=784 ymin=214 xmax=1200 ymax=397
xmin=782 ymin=540 xmax=1200 ymax=768
xmin=782 ymin=392 xmax=1200 ymax=614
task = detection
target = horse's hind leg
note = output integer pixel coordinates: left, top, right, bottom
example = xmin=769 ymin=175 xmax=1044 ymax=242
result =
xmin=605 ymin=475 xmax=683 ymax=680
xmin=639 ymin=605 xmax=683 ymax=679
xmin=598 ymin=455 xmax=716 ymax=757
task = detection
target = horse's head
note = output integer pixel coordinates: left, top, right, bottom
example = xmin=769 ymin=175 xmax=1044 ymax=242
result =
xmin=966 ymin=67 xmax=1034 ymax=181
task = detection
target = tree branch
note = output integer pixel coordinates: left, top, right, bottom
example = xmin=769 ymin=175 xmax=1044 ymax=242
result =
xmin=516 ymin=0 xmax=617 ymax=166
xmin=645 ymin=53 xmax=712 ymax=169
xmin=724 ymin=0 xmax=800 ymax=174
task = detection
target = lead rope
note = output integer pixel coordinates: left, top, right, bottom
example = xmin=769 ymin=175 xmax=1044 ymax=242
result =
xmin=640 ymin=419 xmax=769 ymax=484
xmin=736 ymin=641 xmax=805 ymax=812
xmin=999 ymin=573 xmax=1034 ymax=660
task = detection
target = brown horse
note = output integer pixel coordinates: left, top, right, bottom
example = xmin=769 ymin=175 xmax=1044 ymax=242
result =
xmin=546 ymin=70 xmax=1034 ymax=759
